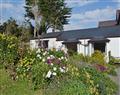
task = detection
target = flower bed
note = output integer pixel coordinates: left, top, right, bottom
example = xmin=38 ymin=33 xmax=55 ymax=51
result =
xmin=0 ymin=34 xmax=118 ymax=95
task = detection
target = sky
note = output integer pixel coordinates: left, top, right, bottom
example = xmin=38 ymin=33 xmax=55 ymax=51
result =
xmin=0 ymin=0 xmax=120 ymax=31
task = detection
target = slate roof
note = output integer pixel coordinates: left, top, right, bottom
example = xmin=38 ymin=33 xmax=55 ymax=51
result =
xmin=41 ymin=25 xmax=120 ymax=41
xmin=41 ymin=32 xmax=61 ymax=38
xmin=88 ymin=38 xmax=110 ymax=43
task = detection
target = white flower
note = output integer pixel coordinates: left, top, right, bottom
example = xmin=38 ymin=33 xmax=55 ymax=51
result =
xmin=58 ymin=58 xmax=61 ymax=60
xmin=47 ymin=56 xmax=50 ymax=59
xmin=61 ymin=56 xmax=64 ymax=60
xmin=51 ymin=63 xmax=53 ymax=66
xmin=53 ymin=67 xmax=57 ymax=71
xmin=36 ymin=49 xmax=41 ymax=53
xmin=50 ymin=55 xmax=55 ymax=59
xmin=42 ymin=58 xmax=45 ymax=62
xmin=60 ymin=67 xmax=65 ymax=73
xmin=52 ymin=72 xmax=57 ymax=76
xmin=37 ymin=54 xmax=40 ymax=58
xmin=39 ymin=56 xmax=42 ymax=59
xmin=43 ymin=51 xmax=47 ymax=56
xmin=46 ymin=70 xmax=52 ymax=78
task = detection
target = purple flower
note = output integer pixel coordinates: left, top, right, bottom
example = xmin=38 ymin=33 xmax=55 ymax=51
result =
xmin=95 ymin=64 xmax=107 ymax=72
xmin=47 ymin=59 xmax=52 ymax=64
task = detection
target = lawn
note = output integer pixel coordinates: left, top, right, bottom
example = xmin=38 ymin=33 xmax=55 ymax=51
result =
xmin=0 ymin=68 xmax=43 ymax=95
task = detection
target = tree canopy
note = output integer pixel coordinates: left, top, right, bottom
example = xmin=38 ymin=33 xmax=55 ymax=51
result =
xmin=25 ymin=0 xmax=71 ymax=37
xmin=0 ymin=18 xmax=33 ymax=42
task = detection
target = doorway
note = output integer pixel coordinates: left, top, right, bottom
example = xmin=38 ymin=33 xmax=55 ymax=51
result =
xmin=94 ymin=43 xmax=106 ymax=53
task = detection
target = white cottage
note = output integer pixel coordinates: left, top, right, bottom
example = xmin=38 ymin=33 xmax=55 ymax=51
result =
xmin=30 ymin=10 xmax=120 ymax=59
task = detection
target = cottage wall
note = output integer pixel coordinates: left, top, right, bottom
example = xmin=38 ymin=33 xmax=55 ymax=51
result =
xmin=47 ymin=38 xmax=63 ymax=50
xmin=30 ymin=37 xmax=120 ymax=59
xmin=30 ymin=38 xmax=63 ymax=50
xmin=107 ymin=37 xmax=120 ymax=58
xmin=30 ymin=39 xmax=39 ymax=49
xmin=78 ymin=39 xmax=91 ymax=55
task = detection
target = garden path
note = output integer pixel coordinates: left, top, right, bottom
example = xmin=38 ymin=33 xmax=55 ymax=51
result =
xmin=109 ymin=65 xmax=120 ymax=95
xmin=116 ymin=66 xmax=120 ymax=95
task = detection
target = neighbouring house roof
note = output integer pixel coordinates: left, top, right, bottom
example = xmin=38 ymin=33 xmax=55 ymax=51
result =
xmin=98 ymin=20 xmax=117 ymax=27
xmin=41 ymin=25 xmax=120 ymax=41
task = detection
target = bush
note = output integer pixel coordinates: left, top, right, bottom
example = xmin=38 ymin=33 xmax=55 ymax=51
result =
xmin=91 ymin=50 xmax=106 ymax=64
xmin=106 ymin=64 xmax=117 ymax=76
xmin=16 ymin=48 xmax=68 ymax=89
xmin=109 ymin=56 xmax=120 ymax=64
xmin=16 ymin=50 xmax=36 ymax=79
xmin=44 ymin=64 xmax=118 ymax=95
xmin=45 ymin=77 xmax=90 ymax=95
xmin=32 ymin=62 xmax=49 ymax=89
xmin=0 ymin=34 xmax=19 ymax=69
xmin=78 ymin=66 xmax=118 ymax=95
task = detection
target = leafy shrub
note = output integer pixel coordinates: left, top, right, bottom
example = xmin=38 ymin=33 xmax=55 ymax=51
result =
xmin=109 ymin=56 xmax=120 ymax=64
xmin=45 ymin=77 xmax=90 ymax=95
xmin=0 ymin=34 xmax=19 ymax=69
xmin=44 ymin=64 xmax=118 ymax=95
xmin=106 ymin=64 xmax=117 ymax=76
xmin=91 ymin=50 xmax=106 ymax=64
xmin=16 ymin=48 xmax=68 ymax=89
xmin=16 ymin=49 xmax=36 ymax=78
xmin=32 ymin=62 xmax=49 ymax=89
xmin=78 ymin=66 xmax=118 ymax=95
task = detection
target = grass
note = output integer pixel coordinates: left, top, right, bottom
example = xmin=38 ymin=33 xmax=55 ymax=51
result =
xmin=0 ymin=68 xmax=43 ymax=95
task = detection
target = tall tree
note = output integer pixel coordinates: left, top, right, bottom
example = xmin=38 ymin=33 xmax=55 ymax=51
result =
xmin=0 ymin=18 xmax=33 ymax=41
xmin=25 ymin=0 xmax=71 ymax=37
xmin=0 ymin=17 xmax=21 ymax=37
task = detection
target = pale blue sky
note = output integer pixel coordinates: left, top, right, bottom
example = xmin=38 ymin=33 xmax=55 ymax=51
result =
xmin=0 ymin=0 xmax=120 ymax=31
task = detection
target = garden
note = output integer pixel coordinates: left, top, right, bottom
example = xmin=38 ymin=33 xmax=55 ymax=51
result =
xmin=0 ymin=33 xmax=119 ymax=95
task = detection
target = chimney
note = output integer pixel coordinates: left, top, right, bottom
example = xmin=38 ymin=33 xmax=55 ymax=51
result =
xmin=116 ymin=10 xmax=120 ymax=25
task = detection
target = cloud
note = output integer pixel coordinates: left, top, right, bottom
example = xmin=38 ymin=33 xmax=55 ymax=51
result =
xmin=1 ymin=1 xmax=25 ymax=23
xmin=65 ymin=0 xmax=98 ymax=7
xmin=64 ymin=24 xmax=86 ymax=30
xmin=0 ymin=3 xmax=14 ymax=9
xmin=64 ymin=7 xmax=117 ymax=30
xmin=71 ymin=7 xmax=116 ymax=22
xmin=118 ymin=0 xmax=120 ymax=8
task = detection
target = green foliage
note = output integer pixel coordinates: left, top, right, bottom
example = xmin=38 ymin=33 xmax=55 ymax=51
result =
xmin=49 ymin=49 xmax=65 ymax=58
xmin=45 ymin=64 xmax=118 ymax=95
xmin=0 ymin=34 xmax=19 ymax=69
xmin=91 ymin=50 xmax=106 ymax=64
xmin=109 ymin=56 xmax=120 ymax=64
xmin=32 ymin=61 xmax=49 ymax=89
xmin=0 ymin=18 xmax=21 ymax=37
xmin=25 ymin=0 xmax=71 ymax=33
xmin=0 ymin=68 xmax=35 ymax=95
xmin=0 ymin=36 xmax=118 ymax=95
xmin=78 ymin=66 xmax=118 ymax=95
xmin=0 ymin=18 xmax=34 ymax=40
xmin=16 ymin=49 xmax=36 ymax=78
xmin=106 ymin=64 xmax=117 ymax=76
xmin=57 ymin=79 xmax=90 ymax=95
xmin=45 ymin=77 xmax=90 ymax=95
xmin=16 ymin=48 xmax=68 ymax=89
